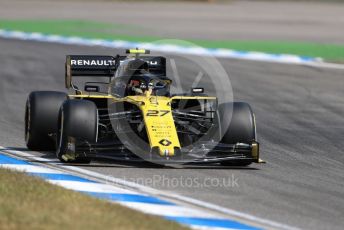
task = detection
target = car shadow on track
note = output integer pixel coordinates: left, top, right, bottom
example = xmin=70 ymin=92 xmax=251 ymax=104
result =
xmin=2 ymin=147 xmax=259 ymax=170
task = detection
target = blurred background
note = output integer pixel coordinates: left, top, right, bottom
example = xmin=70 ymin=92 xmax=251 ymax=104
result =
xmin=0 ymin=0 xmax=343 ymax=62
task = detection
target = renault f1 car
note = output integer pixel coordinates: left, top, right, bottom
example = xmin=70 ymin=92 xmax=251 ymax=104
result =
xmin=25 ymin=49 xmax=261 ymax=166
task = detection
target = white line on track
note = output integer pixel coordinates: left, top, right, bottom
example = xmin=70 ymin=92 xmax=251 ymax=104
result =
xmin=303 ymin=62 xmax=344 ymax=70
xmin=118 ymin=202 xmax=220 ymax=218
xmin=0 ymin=146 xmax=299 ymax=230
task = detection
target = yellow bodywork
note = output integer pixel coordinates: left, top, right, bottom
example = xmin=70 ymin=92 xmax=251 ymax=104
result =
xmin=69 ymin=93 xmax=216 ymax=157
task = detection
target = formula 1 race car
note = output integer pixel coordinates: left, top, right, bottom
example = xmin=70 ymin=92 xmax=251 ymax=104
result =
xmin=25 ymin=49 xmax=261 ymax=166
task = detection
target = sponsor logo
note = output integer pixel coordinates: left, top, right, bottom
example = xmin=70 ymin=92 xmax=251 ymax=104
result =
xmin=159 ymin=139 xmax=172 ymax=146
xmin=71 ymin=59 xmax=115 ymax=66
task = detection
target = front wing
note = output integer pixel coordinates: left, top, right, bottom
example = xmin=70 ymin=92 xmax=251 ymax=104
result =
xmin=74 ymin=140 xmax=259 ymax=164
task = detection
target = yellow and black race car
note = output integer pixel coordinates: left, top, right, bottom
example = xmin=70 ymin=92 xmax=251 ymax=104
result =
xmin=25 ymin=49 xmax=260 ymax=166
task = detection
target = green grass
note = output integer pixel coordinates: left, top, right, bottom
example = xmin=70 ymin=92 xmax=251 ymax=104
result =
xmin=191 ymin=40 xmax=344 ymax=61
xmin=0 ymin=19 xmax=343 ymax=61
xmin=0 ymin=168 xmax=188 ymax=230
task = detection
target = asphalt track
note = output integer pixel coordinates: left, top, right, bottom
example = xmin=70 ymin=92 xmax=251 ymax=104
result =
xmin=1 ymin=0 xmax=344 ymax=44
xmin=1 ymin=37 xmax=344 ymax=229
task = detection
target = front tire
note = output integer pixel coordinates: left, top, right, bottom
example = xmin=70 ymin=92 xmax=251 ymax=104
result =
xmin=56 ymin=99 xmax=98 ymax=163
xmin=218 ymin=102 xmax=256 ymax=166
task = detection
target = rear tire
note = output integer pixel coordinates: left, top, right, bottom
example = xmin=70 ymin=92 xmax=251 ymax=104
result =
xmin=25 ymin=91 xmax=67 ymax=150
xmin=56 ymin=100 xmax=98 ymax=163
xmin=218 ymin=102 xmax=256 ymax=166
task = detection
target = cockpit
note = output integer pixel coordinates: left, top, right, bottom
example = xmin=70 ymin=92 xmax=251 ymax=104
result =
xmin=111 ymin=56 xmax=171 ymax=97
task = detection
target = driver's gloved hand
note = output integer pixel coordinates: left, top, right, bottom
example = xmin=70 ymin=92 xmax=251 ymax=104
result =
xmin=132 ymin=86 xmax=143 ymax=95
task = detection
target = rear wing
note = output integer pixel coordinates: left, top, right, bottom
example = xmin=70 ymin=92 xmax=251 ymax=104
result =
xmin=65 ymin=54 xmax=167 ymax=89
xmin=139 ymin=56 xmax=166 ymax=76
xmin=65 ymin=55 xmax=123 ymax=89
